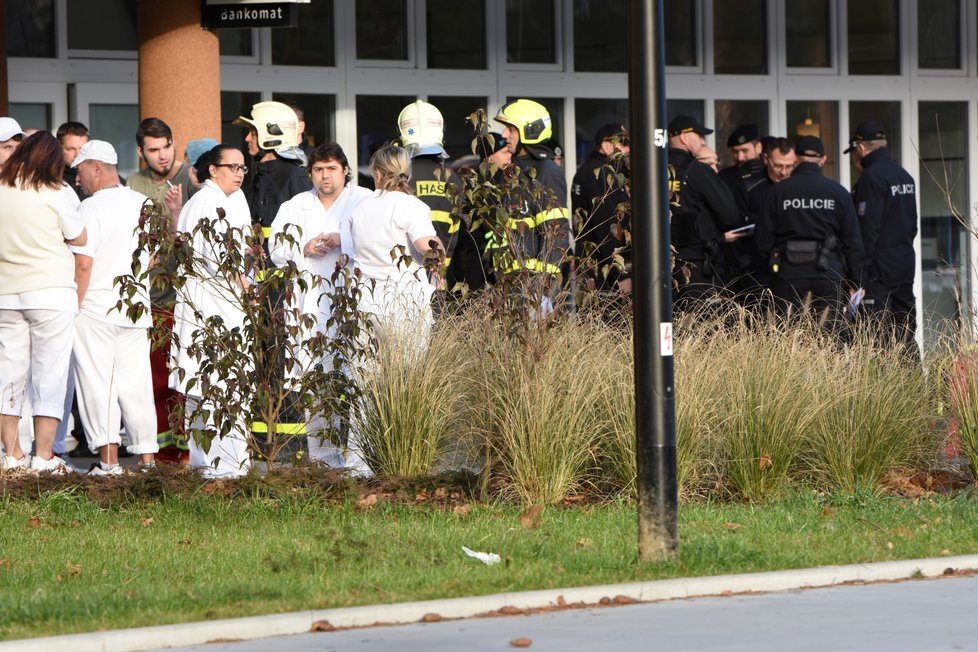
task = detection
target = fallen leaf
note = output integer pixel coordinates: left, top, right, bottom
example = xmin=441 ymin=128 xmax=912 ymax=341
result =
xmin=65 ymin=561 xmax=81 ymax=576
xmin=510 ymin=638 xmax=532 ymax=648
xmin=0 ymin=558 xmax=11 ymax=571
xmin=519 ymin=504 xmax=545 ymax=530
xmin=357 ymin=494 xmax=378 ymax=510
xmin=497 ymin=606 xmax=525 ymax=616
xmin=27 ymin=517 xmax=44 ymax=528
xmin=433 ymin=487 xmax=447 ymax=499
xmin=892 ymin=527 xmax=912 ymax=537
xmin=310 ymin=620 xmax=335 ymax=632
xmin=421 ymin=613 xmax=442 ymax=622
xmin=941 ymin=549 xmax=952 ymax=556
xmin=758 ymin=455 xmax=772 ymax=471
xmin=821 ymin=506 xmax=835 ymax=518
xmin=722 ymin=522 xmax=742 ymax=530
xmin=556 ymin=595 xmax=567 ymax=607
xmin=141 ymin=518 xmax=154 ymax=527
xmin=576 ymin=538 xmax=593 ymax=549
xmin=886 ymin=541 xmax=894 ymax=550
xmin=613 ymin=595 xmax=636 ymax=605
xmin=452 ymin=504 xmax=471 ymax=516
xmin=598 ymin=597 xmax=612 ymax=605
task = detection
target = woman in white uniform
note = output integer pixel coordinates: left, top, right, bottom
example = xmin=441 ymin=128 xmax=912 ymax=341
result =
xmin=269 ymin=143 xmax=371 ymax=466
xmin=169 ymin=144 xmax=252 ymax=478
xmin=346 ymin=145 xmax=443 ymax=475
xmin=0 ymin=132 xmax=87 ymax=474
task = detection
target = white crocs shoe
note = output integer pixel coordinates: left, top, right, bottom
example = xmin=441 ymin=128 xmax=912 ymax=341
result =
xmin=30 ymin=454 xmax=74 ymax=475
xmin=1 ymin=454 xmax=31 ymax=471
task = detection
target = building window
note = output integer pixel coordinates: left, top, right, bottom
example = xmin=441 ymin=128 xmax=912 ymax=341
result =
xmin=428 ymin=96 xmax=488 ymax=159
xmin=785 ymin=0 xmax=831 ymax=68
xmin=356 ymin=94 xmax=414 ymax=173
xmin=89 ymin=104 xmax=140 ymax=178
xmin=427 ymin=0 xmax=486 ymax=69
xmin=575 ymin=98 xmax=627 ymax=163
xmin=714 ymin=101 xmax=770 ymax=170
xmin=918 ymin=0 xmax=961 ymax=70
xmin=664 ymin=0 xmax=696 ymax=67
xmin=666 ymin=100 xmax=705 ymax=128
xmin=221 ymin=91 xmax=262 ymax=159
xmin=67 ymin=0 xmax=137 ymax=53
xmin=356 ymin=0 xmax=409 ymax=61
xmin=219 ymin=30 xmax=254 ymax=58
xmin=273 ymin=0 xmax=335 ymax=66
xmin=918 ymin=101 xmax=969 ymax=341
xmin=272 ymin=93 xmax=336 ymax=149
xmin=573 ymin=0 xmax=626 ymax=72
xmin=6 ymin=0 xmax=55 ymax=58
xmin=848 ymin=0 xmax=899 ymax=75
xmin=714 ymin=0 xmax=767 ymax=74
xmin=847 ymin=102 xmax=901 ymax=179
xmin=9 ymin=103 xmax=52 ymax=132
xmin=506 ymin=0 xmax=557 ymax=65
xmin=786 ymin=100 xmax=838 ymax=180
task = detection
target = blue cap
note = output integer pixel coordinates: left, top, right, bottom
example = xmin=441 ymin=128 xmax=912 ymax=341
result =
xmin=186 ymin=138 xmax=219 ymax=166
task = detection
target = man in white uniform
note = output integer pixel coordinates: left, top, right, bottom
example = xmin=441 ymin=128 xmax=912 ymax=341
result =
xmin=71 ymin=140 xmax=159 ymax=475
xmin=270 ymin=143 xmax=371 ymax=467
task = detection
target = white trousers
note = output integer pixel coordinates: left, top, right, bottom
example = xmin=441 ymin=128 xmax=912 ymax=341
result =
xmin=72 ymin=314 xmax=159 ymax=454
xmin=186 ymin=395 xmax=251 ymax=478
xmin=0 ymin=309 xmax=74 ymax=419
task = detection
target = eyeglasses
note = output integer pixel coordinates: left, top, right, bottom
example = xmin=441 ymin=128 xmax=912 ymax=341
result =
xmin=215 ymin=163 xmax=248 ymax=174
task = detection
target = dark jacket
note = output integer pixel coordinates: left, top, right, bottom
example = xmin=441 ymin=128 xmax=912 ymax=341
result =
xmin=756 ymin=162 xmax=863 ymax=283
xmin=571 ymin=150 xmax=630 ymax=289
xmin=852 ymin=147 xmax=917 ymax=289
xmin=720 ymin=156 xmax=766 ymax=212
xmin=248 ymin=155 xmax=313 ymax=230
xmin=668 ymin=148 xmax=741 ymax=264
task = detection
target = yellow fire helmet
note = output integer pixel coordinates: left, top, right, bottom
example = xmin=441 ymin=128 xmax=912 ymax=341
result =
xmin=233 ymin=101 xmax=300 ymax=151
xmin=494 ymin=99 xmax=552 ymax=147
xmin=397 ymin=100 xmax=447 ymax=158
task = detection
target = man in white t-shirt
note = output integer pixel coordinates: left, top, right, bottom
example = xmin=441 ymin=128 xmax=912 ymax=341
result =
xmin=71 ymin=140 xmax=159 ymax=475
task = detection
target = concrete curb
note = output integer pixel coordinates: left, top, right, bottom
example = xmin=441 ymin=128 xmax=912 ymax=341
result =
xmin=4 ymin=554 xmax=978 ymax=651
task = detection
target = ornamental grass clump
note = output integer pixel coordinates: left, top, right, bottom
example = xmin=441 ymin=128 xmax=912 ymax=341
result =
xmin=802 ymin=329 xmax=936 ymax=493
xmin=944 ymin=345 xmax=978 ymax=479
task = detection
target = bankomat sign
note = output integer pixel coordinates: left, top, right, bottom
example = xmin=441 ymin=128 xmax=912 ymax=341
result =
xmin=201 ymin=0 xmax=310 ymax=30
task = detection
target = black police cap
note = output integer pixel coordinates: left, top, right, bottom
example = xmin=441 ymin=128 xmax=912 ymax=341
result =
xmin=726 ymin=124 xmax=760 ymax=148
xmin=795 ymin=135 xmax=825 ymax=158
xmin=668 ymin=115 xmax=713 ymax=138
xmin=843 ymin=119 xmax=887 ymax=154
xmin=594 ymin=123 xmax=628 ymax=146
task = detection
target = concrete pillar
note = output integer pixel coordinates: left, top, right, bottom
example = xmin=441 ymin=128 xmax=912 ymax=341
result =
xmin=137 ymin=0 xmax=220 ymax=159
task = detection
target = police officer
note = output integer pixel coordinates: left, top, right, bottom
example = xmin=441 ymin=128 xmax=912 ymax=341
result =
xmin=718 ymin=123 xmax=766 ymax=202
xmin=667 ymin=115 xmax=742 ymax=309
xmin=571 ymin=123 xmax=631 ymax=299
xmin=756 ymin=136 xmax=863 ymax=321
xmin=846 ymin=120 xmax=918 ymax=348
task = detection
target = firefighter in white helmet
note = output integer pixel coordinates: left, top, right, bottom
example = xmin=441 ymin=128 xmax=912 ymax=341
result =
xmin=396 ymin=100 xmax=464 ymax=287
xmin=492 ymin=99 xmax=570 ymax=279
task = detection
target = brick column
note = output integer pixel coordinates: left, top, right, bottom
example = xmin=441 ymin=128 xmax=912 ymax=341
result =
xmin=137 ymin=0 xmax=220 ymax=158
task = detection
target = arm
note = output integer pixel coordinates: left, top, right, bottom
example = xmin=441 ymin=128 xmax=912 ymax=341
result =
xmin=838 ymin=190 xmax=865 ymax=287
xmin=697 ymin=164 xmax=743 ymax=231
xmin=852 ymin=175 xmax=885 ymax=276
xmin=65 ymin=228 xmax=87 ymax=247
xmin=74 ymin=253 xmax=93 ymax=309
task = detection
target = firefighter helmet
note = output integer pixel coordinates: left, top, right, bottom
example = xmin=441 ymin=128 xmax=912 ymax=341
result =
xmin=233 ymin=101 xmax=301 ymax=151
xmin=494 ymin=99 xmax=552 ymax=146
xmin=397 ymin=100 xmax=447 ymax=158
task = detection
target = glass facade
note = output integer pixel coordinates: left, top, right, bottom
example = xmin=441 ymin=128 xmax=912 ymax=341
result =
xmin=848 ymin=0 xmax=899 ymax=75
xmin=356 ymin=0 xmax=409 ymax=61
xmin=575 ymin=99 xmax=628 ymax=163
xmin=786 ymin=101 xmax=839 ymax=180
xmin=427 ymin=0 xmax=486 ymax=69
xmin=506 ymin=0 xmax=557 ymax=65
xmin=6 ymin=0 xmax=56 ymax=58
xmin=273 ymin=0 xmax=335 ymax=67
xmin=918 ymin=0 xmax=961 ymax=70
xmin=89 ymin=103 xmax=139 ymax=178
xmin=848 ymin=101 xmax=901 ymax=179
xmin=67 ymin=0 xmax=137 ymax=53
xmin=714 ymin=101 xmax=770 ymax=169
xmin=664 ymin=0 xmax=696 ymax=67
xmin=714 ymin=0 xmax=767 ymax=75
xmin=573 ymin=0 xmax=627 ymax=72
xmin=785 ymin=0 xmax=831 ymax=68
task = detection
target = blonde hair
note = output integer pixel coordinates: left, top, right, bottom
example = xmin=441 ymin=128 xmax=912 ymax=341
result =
xmin=369 ymin=145 xmax=412 ymax=193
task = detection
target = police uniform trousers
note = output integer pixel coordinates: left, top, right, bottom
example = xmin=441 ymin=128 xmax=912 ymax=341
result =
xmin=863 ymin=281 xmax=916 ymax=349
xmin=772 ymin=275 xmax=843 ymax=320
xmin=672 ymin=258 xmax=719 ymax=312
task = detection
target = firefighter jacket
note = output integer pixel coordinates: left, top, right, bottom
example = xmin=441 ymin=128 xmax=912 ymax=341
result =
xmin=488 ymin=154 xmax=570 ymax=277
xmin=756 ymin=162 xmax=864 ymax=284
xmin=668 ymin=148 xmax=742 ymax=264
xmin=411 ymin=155 xmax=461 ymax=267
xmin=248 ymin=155 xmax=313 ymax=235
xmin=571 ymin=150 xmax=631 ymax=289
xmin=852 ymin=147 xmax=917 ymax=290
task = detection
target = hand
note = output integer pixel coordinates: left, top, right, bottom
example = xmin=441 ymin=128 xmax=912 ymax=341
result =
xmin=164 ymin=183 xmax=183 ymax=215
xmin=304 ymin=232 xmax=340 ymax=258
xmin=724 ymin=230 xmax=747 ymax=243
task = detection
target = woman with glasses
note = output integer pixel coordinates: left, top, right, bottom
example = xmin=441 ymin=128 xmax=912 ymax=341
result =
xmin=170 ymin=144 xmax=253 ymax=478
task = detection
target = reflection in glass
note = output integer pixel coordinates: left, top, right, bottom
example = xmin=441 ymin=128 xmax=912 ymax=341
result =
xmin=786 ymin=101 xmax=838 ymax=180
xmin=918 ymin=0 xmax=960 ymax=69
xmin=918 ymin=101 xmax=968 ymax=345
xmin=575 ymin=98 xmax=627 ymax=163
xmin=714 ymin=100 xmax=770 ymax=170
xmin=89 ymin=104 xmax=139 ymax=178
xmin=664 ymin=0 xmax=696 ymax=67
xmin=506 ymin=0 xmax=557 ymax=64
xmin=848 ymin=0 xmax=899 ymax=75
xmin=274 ymin=0 xmax=335 ymax=66
xmin=9 ymin=104 xmax=52 ymax=132
xmin=221 ymin=91 xmax=262 ymax=162
xmin=273 ymin=93 xmax=336 ymax=149
xmin=786 ymin=0 xmax=830 ymax=68
xmin=67 ymin=0 xmax=137 ymax=52
xmin=355 ymin=95 xmax=414 ymax=172
xmin=428 ymin=0 xmax=486 ymax=69
xmin=357 ymin=0 xmax=409 ymax=61
xmin=848 ymin=101 xmax=901 ymax=181
xmin=219 ymin=30 xmax=253 ymax=58
xmin=573 ymin=0 xmax=627 ymax=72
xmin=428 ymin=96 xmax=488 ymax=160
xmin=714 ymin=0 xmax=767 ymax=74
xmin=7 ymin=0 xmax=55 ymax=58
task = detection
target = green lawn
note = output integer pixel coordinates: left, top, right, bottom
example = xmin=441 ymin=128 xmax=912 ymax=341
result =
xmin=1 ymin=482 xmax=976 ymax=641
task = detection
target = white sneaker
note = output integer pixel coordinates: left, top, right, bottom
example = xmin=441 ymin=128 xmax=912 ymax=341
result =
xmin=88 ymin=462 xmax=125 ymax=476
xmin=30 ymin=455 xmax=75 ymax=475
xmin=1 ymin=454 xmax=31 ymax=470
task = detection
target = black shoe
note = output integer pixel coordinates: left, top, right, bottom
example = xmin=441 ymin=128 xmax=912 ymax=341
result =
xmin=68 ymin=445 xmax=95 ymax=458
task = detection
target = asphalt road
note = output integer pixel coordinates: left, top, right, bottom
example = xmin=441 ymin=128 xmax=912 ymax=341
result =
xmin=168 ymin=573 xmax=978 ymax=652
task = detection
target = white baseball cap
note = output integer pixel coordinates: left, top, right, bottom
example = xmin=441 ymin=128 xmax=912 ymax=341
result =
xmin=0 ymin=117 xmax=26 ymax=142
xmin=72 ymin=139 xmax=118 ymax=167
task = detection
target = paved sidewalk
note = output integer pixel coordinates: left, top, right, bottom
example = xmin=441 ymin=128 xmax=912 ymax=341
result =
xmin=2 ymin=555 xmax=976 ymax=652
